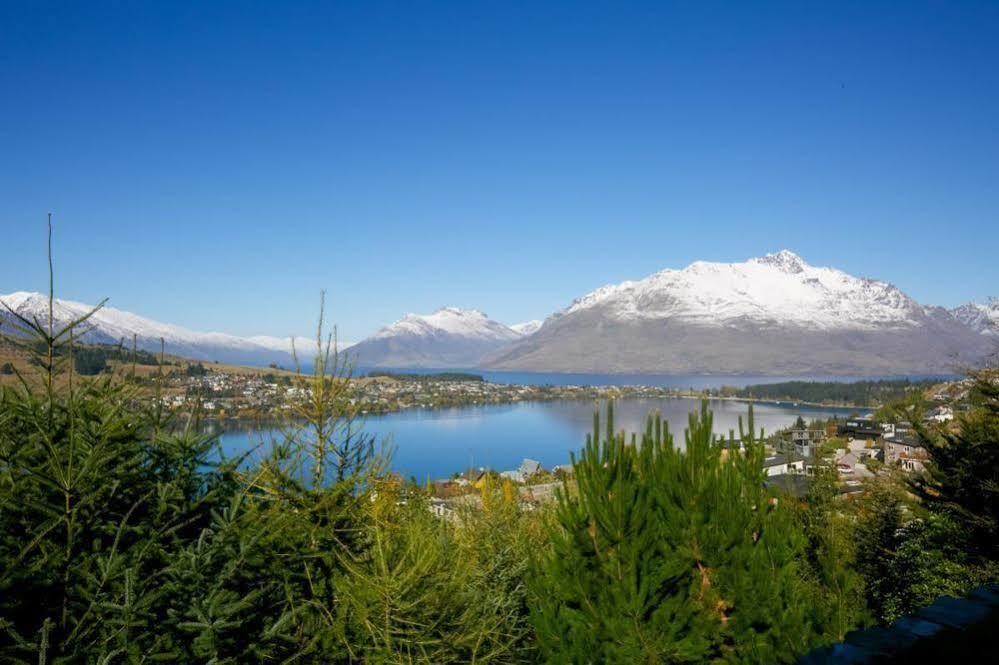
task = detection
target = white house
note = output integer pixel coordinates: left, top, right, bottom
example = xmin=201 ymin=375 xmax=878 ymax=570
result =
xmin=763 ymin=454 xmax=806 ymax=477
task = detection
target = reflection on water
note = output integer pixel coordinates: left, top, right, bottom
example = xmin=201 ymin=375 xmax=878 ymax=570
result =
xmin=217 ymin=398 xmax=865 ymax=481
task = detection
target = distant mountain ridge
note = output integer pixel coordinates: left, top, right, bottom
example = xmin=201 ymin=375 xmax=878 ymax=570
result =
xmin=0 ymin=291 xmax=313 ymax=367
xmin=4 ymin=252 xmax=995 ymax=374
xmin=484 ymin=251 xmax=996 ymax=375
xmin=952 ymin=299 xmax=999 ymax=336
xmin=511 ymin=320 xmax=543 ymax=335
xmin=346 ymin=307 xmax=521 ymax=368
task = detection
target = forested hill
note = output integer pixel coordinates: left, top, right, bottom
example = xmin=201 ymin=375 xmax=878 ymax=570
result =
xmin=729 ymin=378 xmax=944 ymax=406
xmin=366 ymin=371 xmax=484 ymax=382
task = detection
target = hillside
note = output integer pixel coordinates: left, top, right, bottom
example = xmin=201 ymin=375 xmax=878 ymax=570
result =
xmin=485 ymin=251 xmax=993 ymax=375
xmin=347 ymin=307 xmax=522 ymax=368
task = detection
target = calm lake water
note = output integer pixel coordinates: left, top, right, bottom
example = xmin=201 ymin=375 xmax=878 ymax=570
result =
xmin=357 ymin=369 xmax=952 ymax=389
xmin=215 ymin=397 xmax=865 ymax=481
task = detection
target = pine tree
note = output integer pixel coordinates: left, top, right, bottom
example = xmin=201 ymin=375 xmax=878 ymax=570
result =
xmin=530 ymin=401 xmax=826 ymax=663
xmin=798 ymin=463 xmax=868 ymax=639
xmin=910 ymin=368 xmax=999 ymax=563
xmin=854 ymin=478 xmax=972 ymax=624
xmin=337 ymin=486 xmax=526 ymax=664
xmin=0 ymin=217 xmax=244 ymax=662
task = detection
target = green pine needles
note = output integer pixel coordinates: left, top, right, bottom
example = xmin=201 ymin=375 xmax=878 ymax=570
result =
xmin=4 ymin=221 xmax=998 ymax=662
xmin=530 ymin=402 xmax=829 ymax=663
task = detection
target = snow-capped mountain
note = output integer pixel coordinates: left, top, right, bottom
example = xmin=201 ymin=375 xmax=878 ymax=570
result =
xmin=5 ymin=252 xmax=991 ymax=375
xmin=485 ymin=251 xmax=993 ymax=375
xmin=347 ymin=307 xmax=521 ymax=368
xmin=511 ymin=320 xmax=543 ymax=336
xmin=0 ymin=291 xmax=317 ymax=367
xmin=952 ymin=299 xmax=999 ymax=336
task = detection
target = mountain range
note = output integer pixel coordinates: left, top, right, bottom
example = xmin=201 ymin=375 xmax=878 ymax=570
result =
xmin=345 ymin=307 xmax=522 ymax=369
xmin=2 ymin=251 xmax=995 ymax=374
xmin=485 ymin=251 xmax=995 ymax=374
xmin=0 ymin=291 xmax=311 ymax=368
xmin=951 ymin=299 xmax=999 ymax=337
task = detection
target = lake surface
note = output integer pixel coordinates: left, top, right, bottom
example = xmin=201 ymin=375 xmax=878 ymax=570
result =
xmin=357 ymin=368 xmax=955 ymax=389
xmin=216 ymin=397 xmax=865 ymax=481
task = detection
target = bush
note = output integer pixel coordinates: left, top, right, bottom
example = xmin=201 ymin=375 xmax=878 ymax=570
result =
xmin=0 ymin=292 xmax=387 ymax=662
xmin=529 ymin=402 xmax=833 ymax=663
xmin=854 ymin=479 xmax=975 ymax=624
xmin=72 ymin=347 xmax=108 ymax=374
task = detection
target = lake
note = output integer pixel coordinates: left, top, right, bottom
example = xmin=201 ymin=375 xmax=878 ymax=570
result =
xmin=215 ymin=397 xmax=865 ymax=481
xmin=357 ymin=369 xmax=953 ymax=389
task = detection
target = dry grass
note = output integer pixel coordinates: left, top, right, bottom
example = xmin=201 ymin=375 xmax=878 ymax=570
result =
xmin=0 ymin=335 xmax=391 ymax=391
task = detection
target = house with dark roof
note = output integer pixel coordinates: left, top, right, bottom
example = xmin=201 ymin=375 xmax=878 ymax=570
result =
xmin=764 ymin=454 xmax=806 ymax=477
xmin=882 ymin=420 xmax=915 ymax=440
xmin=838 ymin=417 xmax=884 ymax=441
xmin=885 ymin=434 xmax=930 ymax=472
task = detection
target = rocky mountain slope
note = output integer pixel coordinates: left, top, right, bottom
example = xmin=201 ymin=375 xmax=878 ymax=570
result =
xmin=484 ymin=251 xmax=993 ymax=375
xmin=5 ymin=253 xmax=992 ymax=375
xmin=0 ymin=291 xmax=309 ymax=367
xmin=347 ymin=307 xmax=521 ymax=368
xmin=952 ymin=299 xmax=999 ymax=336
xmin=511 ymin=320 xmax=543 ymax=336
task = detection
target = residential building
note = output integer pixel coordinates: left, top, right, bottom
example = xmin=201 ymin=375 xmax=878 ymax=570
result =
xmin=885 ymin=434 xmax=930 ymax=472
xmin=763 ymin=454 xmax=806 ymax=477
xmin=786 ymin=429 xmax=826 ymax=459
xmin=838 ymin=417 xmax=883 ymax=441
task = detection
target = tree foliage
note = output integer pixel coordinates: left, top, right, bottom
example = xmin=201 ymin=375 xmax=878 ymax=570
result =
xmin=854 ymin=478 xmax=974 ymax=625
xmin=529 ymin=402 xmax=832 ymax=663
xmin=3 ymin=223 xmax=998 ymax=661
xmin=910 ymin=368 xmax=999 ymax=563
xmin=797 ymin=462 xmax=868 ymax=639
xmin=732 ymin=379 xmax=937 ymax=406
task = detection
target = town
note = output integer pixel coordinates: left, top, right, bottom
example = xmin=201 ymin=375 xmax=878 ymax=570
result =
xmin=148 ymin=364 xmax=686 ymax=419
xmin=422 ymin=384 xmax=966 ymax=516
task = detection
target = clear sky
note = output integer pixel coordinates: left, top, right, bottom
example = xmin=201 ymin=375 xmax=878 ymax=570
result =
xmin=1 ymin=1 xmax=997 ymax=342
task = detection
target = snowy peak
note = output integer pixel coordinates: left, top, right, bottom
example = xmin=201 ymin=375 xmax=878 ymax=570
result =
xmin=350 ymin=307 xmax=520 ymax=368
xmin=373 ymin=307 xmax=519 ymax=342
xmin=952 ymin=298 xmax=999 ymax=335
xmin=486 ymin=251 xmax=993 ymax=374
xmin=511 ymin=320 xmax=543 ymax=336
xmin=561 ymin=251 xmax=925 ymax=330
xmin=0 ymin=291 xmax=311 ymax=366
xmin=750 ymin=249 xmax=807 ymax=274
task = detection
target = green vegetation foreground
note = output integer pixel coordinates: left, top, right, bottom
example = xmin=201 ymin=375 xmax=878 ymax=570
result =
xmin=2 ymin=290 xmax=999 ymax=662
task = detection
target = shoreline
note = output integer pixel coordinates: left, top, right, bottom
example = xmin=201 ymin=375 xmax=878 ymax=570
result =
xmin=192 ymin=387 xmax=871 ymax=428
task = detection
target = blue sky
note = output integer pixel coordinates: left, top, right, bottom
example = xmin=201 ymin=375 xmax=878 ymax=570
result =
xmin=1 ymin=1 xmax=997 ymax=341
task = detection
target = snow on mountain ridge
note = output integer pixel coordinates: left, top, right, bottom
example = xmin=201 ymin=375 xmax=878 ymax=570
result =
xmin=952 ymin=299 xmax=999 ymax=335
xmin=485 ymin=251 xmax=991 ymax=374
xmin=561 ymin=250 xmax=925 ymax=330
xmin=371 ymin=307 xmax=520 ymax=341
xmin=511 ymin=320 xmax=543 ymax=335
xmin=349 ymin=307 xmax=520 ymax=368
xmin=750 ymin=248 xmax=807 ymax=273
xmin=247 ymin=335 xmax=353 ymax=354
xmin=0 ymin=291 xmax=311 ymax=359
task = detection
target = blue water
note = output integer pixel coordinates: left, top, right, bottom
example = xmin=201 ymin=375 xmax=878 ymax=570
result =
xmin=216 ymin=397 xmax=864 ymax=481
xmin=358 ymin=368 xmax=954 ymax=389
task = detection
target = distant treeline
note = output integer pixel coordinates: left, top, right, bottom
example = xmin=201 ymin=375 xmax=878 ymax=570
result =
xmin=1 ymin=337 xmax=162 ymax=376
xmin=367 ymin=371 xmax=484 ymax=382
xmin=73 ymin=345 xmax=162 ymax=375
xmin=726 ymin=378 xmax=940 ymax=406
